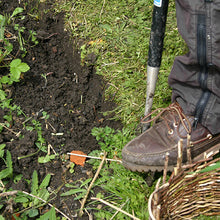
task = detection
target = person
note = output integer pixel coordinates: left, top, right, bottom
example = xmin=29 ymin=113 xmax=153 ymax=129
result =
xmin=122 ymin=0 xmax=220 ymax=172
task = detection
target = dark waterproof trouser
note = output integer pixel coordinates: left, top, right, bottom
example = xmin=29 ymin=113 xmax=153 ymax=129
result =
xmin=168 ymin=0 xmax=220 ymax=135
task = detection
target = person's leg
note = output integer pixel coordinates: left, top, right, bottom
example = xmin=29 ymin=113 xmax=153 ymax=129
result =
xmin=169 ymin=0 xmax=220 ymax=135
xmin=122 ymin=0 xmax=220 ymax=172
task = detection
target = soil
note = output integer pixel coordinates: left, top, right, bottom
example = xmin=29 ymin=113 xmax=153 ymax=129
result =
xmin=0 ymin=0 xmax=122 ymax=219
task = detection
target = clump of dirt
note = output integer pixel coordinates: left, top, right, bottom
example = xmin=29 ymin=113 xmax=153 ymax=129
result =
xmin=0 ymin=0 xmax=122 ymax=219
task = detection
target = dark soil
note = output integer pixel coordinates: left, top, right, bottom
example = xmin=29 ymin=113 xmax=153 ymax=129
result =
xmin=0 ymin=0 xmax=122 ymax=219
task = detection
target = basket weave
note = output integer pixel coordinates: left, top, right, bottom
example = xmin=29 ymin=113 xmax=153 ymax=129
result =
xmin=148 ymin=143 xmax=220 ymax=220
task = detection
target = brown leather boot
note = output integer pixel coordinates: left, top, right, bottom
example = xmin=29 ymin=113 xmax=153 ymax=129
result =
xmin=122 ymin=103 xmax=220 ymax=172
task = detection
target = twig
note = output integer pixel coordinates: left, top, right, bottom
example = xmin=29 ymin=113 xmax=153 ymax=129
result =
xmin=99 ymin=0 xmax=106 ymax=21
xmin=91 ymin=197 xmax=141 ymax=220
xmin=22 ymin=109 xmax=44 ymax=125
xmin=107 ymin=82 xmax=119 ymax=90
xmin=46 ymin=121 xmax=56 ymax=132
xmin=73 ymin=72 xmax=78 ymax=84
xmin=153 ymin=178 xmax=161 ymax=218
xmin=132 ymin=210 xmax=135 ymax=218
xmin=44 ymin=33 xmax=58 ymax=40
xmin=101 ymin=62 xmax=119 ymax=67
xmin=84 ymin=207 xmax=93 ymax=220
xmin=0 ymin=123 xmax=21 ymax=137
xmin=79 ymin=152 xmax=107 ymax=216
xmin=176 ymin=139 xmax=183 ymax=173
xmin=148 ymin=192 xmax=156 ymax=220
xmin=110 ymin=199 xmax=128 ymax=220
xmin=163 ymin=152 xmax=169 ymax=184
xmin=5 ymin=36 xmax=17 ymax=40
xmin=51 ymin=133 xmax=64 ymax=136
xmin=0 ymin=190 xmax=18 ymax=197
xmin=0 ymin=180 xmax=5 ymax=189
xmin=156 ymin=205 xmax=161 ymax=220
xmin=67 ymin=152 xmax=122 ymax=163
xmin=155 ymin=178 xmax=161 ymax=190
xmin=48 ymin=143 xmax=57 ymax=155
xmin=187 ymin=134 xmax=192 ymax=164
xmin=22 ymin=116 xmax=33 ymax=124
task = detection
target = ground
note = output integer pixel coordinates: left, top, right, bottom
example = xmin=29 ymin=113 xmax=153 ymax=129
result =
xmin=0 ymin=0 xmax=122 ymax=219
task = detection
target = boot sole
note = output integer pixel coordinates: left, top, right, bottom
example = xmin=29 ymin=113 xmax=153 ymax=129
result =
xmin=122 ymin=160 xmax=173 ymax=172
xmin=122 ymin=143 xmax=220 ymax=172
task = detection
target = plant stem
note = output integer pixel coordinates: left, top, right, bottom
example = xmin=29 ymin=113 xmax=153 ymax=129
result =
xmin=18 ymin=147 xmax=42 ymax=160
xmin=79 ymin=152 xmax=107 ymax=216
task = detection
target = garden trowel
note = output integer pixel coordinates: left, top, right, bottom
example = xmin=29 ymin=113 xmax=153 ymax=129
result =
xmin=143 ymin=0 xmax=169 ymax=131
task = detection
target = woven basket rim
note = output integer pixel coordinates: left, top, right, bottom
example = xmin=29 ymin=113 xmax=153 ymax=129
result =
xmin=148 ymin=148 xmax=220 ymax=220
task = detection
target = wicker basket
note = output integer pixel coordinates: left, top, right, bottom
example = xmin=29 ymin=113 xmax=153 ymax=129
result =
xmin=148 ymin=142 xmax=220 ymax=220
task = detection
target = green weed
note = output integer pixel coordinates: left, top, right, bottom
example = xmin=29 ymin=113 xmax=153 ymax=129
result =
xmin=36 ymin=207 xmax=56 ymax=220
xmin=0 ymin=8 xmax=30 ymax=128
xmin=0 ymin=144 xmax=13 ymax=180
xmin=10 ymin=170 xmax=52 ymax=218
xmin=91 ymin=126 xmax=135 ymax=159
xmin=38 ymin=154 xmax=57 ymax=163
xmin=0 ymin=166 xmax=54 ymax=219
xmin=61 ymin=178 xmax=92 ymax=200
xmin=1 ymin=58 xmax=29 ymax=84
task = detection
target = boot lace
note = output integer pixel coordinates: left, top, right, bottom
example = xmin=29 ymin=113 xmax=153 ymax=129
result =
xmin=141 ymin=103 xmax=192 ymax=138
